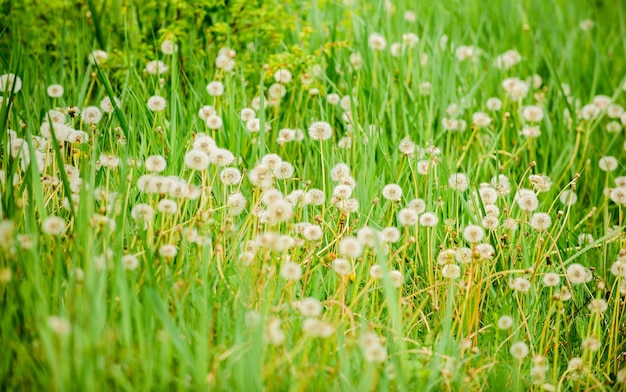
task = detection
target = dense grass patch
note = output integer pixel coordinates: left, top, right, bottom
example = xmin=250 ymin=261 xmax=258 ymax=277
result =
xmin=1 ymin=0 xmax=625 ymax=390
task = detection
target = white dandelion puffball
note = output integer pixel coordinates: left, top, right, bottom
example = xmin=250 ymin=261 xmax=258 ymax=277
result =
xmin=147 ymin=95 xmax=167 ymax=112
xmin=308 ymin=121 xmax=332 ymax=141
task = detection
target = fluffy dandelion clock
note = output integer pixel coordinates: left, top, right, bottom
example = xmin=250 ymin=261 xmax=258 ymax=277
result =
xmin=302 ymin=225 xmax=323 ymax=241
xmin=510 ymin=277 xmax=531 ymax=293
xmin=161 ymin=39 xmax=178 ymax=55
xmin=100 ymin=96 xmax=121 ymax=113
xmin=515 ymin=189 xmax=539 ymax=211
xmin=389 ymin=270 xmax=403 ymax=287
xmin=523 ymin=105 xmax=544 ymax=123
xmin=609 ymin=187 xmax=626 ymax=205
xmin=274 ymin=69 xmax=292 ymax=84
xmin=340 ymin=95 xmax=356 ymax=111
xmin=274 ymin=162 xmax=294 ymax=180
xmin=542 ymin=273 xmax=561 ymax=287
xmin=486 ymin=97 xmax=502 ymax=111
xmin=248 ymin=163 xmax=273 ymax=189
xmin=390 ymin=42 xmax=402 ymax=57
xmin=206 ymin=81 xmax=224 ymax=96
xmin=495 ymin=49 xmax=522 ymax=69
xmin=581 ymin=336 xmax=600 ymax=352
xmin=478 ymin=187 xmax=499 ymax=206
xmin=209 ymin=148 xmax=235 ymax=166
xmin=581 ymin=103 xmax=600 ymax=120
xmin=47 ymin=84 xmax=64 ymax=98
xmin=157 ymin=199 xmax=178 ymax=215
xmin=302 ymin=319 xmax=335 ymax=339
xmin=502 ymin=77 xmax=529 ymax=100
xmin=521 ymin=125 xmax=541 ymax=138
xmin=145 ymin=155 xmax=167 ymax=173
xmin=587 ymin=299 xmax=607 ymax=313
xmin=220 ymin=168 xmax=242 ymax=185
xmin=99 ymin=154 xmax=120 ymax=169
xmin=264 ymin=318 xmax=285 ymax=345
xmin=333 ymin=258 xmax=352 ymax=276
xmin=529 ymin=212 xmax=552 ymax=232
xmin=159 ymin=244 xmax=178 ymax=259
xmin=240 ymin=108 xmax=255 ymax=121
xmin=408 ymin=198 xmax=426 ymax=214
xmin=198 ymin=105 xmax=216 ymax=120
xmin=397 ymin=208 xmax=418 ymax=226
xmin=448 ymin=173 xmax=469 ymax=191
xmin=47 ymin=316 xmax=71 ymax=336
xmin=266 ymin=200 xmax=293 ymax=224
xmin=497 ymin=315 xmax=514 ymax=330
xmin=131 ymin=204 xmax=155 ymax=223
xmin=308 ymin=121 xmax=332 ymax=141
xmin=477 ymin=243 xmax=495 ymax=260
xmin=145 ymin=60 xmax=168 ymax=75
xmin=455 ymin=45 xmax=477 ymax=61
xmin=593 ymin=95 xmax=612 ymax=110
xmin=339 ymin=237 xmax=363 ymax=259
xmin=349 ymin=52 xmax=363 ymax=69
xmin=419 ymin=212 xmax=439 ymax=227
xmin=0 ymin=73 xmax=22 ymax=93
xmin=559 ymin=190 xmax=577 ymax=205
xmin=368 ymin=33 xmax=387 ymax=50
xmin=262 ymin=189 xmax=283 ymax=207
xmin=298 ymin=298 xmax=323 ymax=317
xmin=268 ymin=83 xmax=286 ymax=99
xmin=566 ymin=263 xmax=588 ymax=284
xmin=382 ymin=184 xmax=402 ymax=201
xmin=305 ymin=189 xmax=325 ymax=206
xmin=402 ymin=33 xmax=419 ymax=48
xmin=122 ymin=255 xmax=139 ymax=270
xmin=341 ymin=198 xmax=360 ymax=213
xmin=453 ymin=248 xmax=471 ymax=264
xmin=89 ymin=50 xmax=108 ymax=65
xmin=398 ymin=136 xmax=417 ymax=156
xmin=441 ymin=264 xmax=461 ymax=279
xmin=81 ymin=106 xmax=103 ymax=124
xmin=417 ymin=160 xmax=431 ymax=175
xmin=381 ymin=227 xmax=400 ymax=243
xmin=42 ymin=216 xmax=66 ymax=236
xmin=327 ymin=93 xmax=340 ymax=105
xmin=357 ymin=226 xmax=379 ymax=247
xmin=598 ymin=156 xmax=618 ymax=172
xmin=606 ymin=121 xmax=622 ymax=133
xmin=193 ymin=135 xmax=217 ymax=154
xmin=261 ymin=154 xmax=282 ymax=169
xmin=227 ymin=193 xmax=247 ymax=215
xmin=215 ymin=54 xmax=235 ymax=72
xmin=607 ymin=103 xmax=624 ymax=118
xmin=184 ymin=150 xmax=210 ymax=171
xmin=147 ymin=95 xmax=167 ymax=112
xmin=205 ymin=115 xmax=223 ymax=129
xmin=363 ymin=344 xmax=388 ymax=364
xmin=510 ymin=342 xmax=529 ymax=360
xmin=330 ymin=163 xmax=351 ymax=181
xmin=472 ymin=112 xmax=491 ymax=128
xmin=463 ymin=225 xmax=484 ymax=243
xmin=280 ymin=261 xmax=302 ymax=281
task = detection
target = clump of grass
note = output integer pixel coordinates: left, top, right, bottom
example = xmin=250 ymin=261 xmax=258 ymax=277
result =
xmin=1 ymin=1 xmax=626 ymax=390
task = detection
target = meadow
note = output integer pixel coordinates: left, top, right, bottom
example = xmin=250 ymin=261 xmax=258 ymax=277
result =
xmin=1 ymin=0 xmax=625 ymax=390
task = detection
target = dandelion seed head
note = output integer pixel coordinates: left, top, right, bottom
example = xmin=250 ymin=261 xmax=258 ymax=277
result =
xmin=147 ymin=95 xmax=167 ymax=112
xmin=308 ymin=121 xmax=332 ymax=141
xmin=509 ymin=341 xmax=529 ymax=360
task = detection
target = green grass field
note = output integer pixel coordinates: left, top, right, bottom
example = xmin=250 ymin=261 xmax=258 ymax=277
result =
xmin=1 ymin=0 xmax=625 ymax=390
